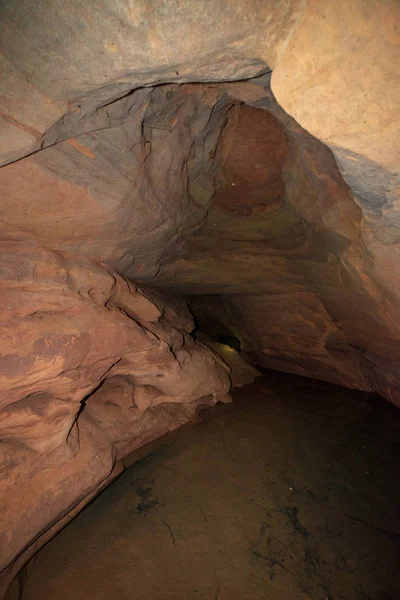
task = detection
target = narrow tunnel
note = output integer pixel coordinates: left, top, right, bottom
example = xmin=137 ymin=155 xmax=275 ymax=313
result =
xmin=1 ymin=2 xmax=400 ymax=599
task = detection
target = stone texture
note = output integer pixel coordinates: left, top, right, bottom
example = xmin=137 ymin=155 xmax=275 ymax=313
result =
xmin=0 ymin=85 xmax=234 ymax=278
xmin=0 ymin=223 xmax=231 ymax=594
xmin=151 ymin=79 xmax=400 ymax=405
xmin=0 ymin=0 xmax=399 ymax=596
xmin=0 ymin=0 xmax=302 ymax=166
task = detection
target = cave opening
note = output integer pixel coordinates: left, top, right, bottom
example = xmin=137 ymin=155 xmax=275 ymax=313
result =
xmin=1 ymin=2 xmax=400 ymax=598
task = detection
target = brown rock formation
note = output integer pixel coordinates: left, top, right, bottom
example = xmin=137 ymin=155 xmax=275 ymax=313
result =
xmin=0 ymin=0 xmax=399 ymax=595
xmin=0 ymin=224 xmax=231 ymax=592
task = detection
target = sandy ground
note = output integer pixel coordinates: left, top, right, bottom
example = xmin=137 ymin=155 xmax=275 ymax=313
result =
xmin=11 ymin=372 xmax=400 ymax=600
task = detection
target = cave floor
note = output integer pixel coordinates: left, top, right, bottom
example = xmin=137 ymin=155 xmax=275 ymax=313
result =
xmin=19 ymin=372 xmax=400 ymax=600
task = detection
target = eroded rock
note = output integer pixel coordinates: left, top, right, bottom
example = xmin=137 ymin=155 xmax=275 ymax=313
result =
xmin=0 ymin=225 xmax=230 ymax=592
xmin=1 ymin=1 xmax=399 ymax=596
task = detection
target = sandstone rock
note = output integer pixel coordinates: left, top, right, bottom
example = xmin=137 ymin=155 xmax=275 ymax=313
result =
xmin=0 ymin=0 xmax=399 ymax=595
xmin=0 ymin=227 xmax=230 ymax=593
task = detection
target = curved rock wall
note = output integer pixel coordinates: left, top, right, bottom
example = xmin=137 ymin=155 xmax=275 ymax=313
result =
xmin=0 ymin=223 xmax=230 ymax=593
xmin=154 ymin=78 xmax=400 ymax=404
xmin=0 ymin=0 xmax=399 ymax=595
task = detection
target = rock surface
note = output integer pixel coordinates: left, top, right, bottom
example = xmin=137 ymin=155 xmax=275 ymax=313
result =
xmin=0 ymin=0 xmax=399 ymax=595
xmin=0 ymin=223 xmax=231 ymax=593
xmin=154 ymin=79 xmax=400 ymax=404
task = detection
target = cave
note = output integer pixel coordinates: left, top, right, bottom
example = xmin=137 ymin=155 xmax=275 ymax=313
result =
xmin=1 ymin=2 xmax=400 ymax=599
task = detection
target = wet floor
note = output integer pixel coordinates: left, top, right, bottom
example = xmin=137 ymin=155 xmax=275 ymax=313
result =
xmin=14 ymin=372 xmax=400 ymax=600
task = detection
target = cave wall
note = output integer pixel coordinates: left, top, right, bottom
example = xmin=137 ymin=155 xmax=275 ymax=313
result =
xmin=0 ymin=225 xmax=231 ymax=592
xmin=154 ymin=79 xmax=400 ymax=402
xmin=0 ymin=0 xmax=399 ymax=595
xmin=2 ymin=78 xmax=399 ymax=402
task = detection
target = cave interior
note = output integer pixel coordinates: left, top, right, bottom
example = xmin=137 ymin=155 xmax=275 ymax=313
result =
xmin=1 ymin=1 xmax=400 ymax=599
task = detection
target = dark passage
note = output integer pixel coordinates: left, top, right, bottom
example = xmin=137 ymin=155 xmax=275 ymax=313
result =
xmin=217 ymin=334 xmax=241 ymax=352
xmin=16 ymin=373 xmax=400 ymax=600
